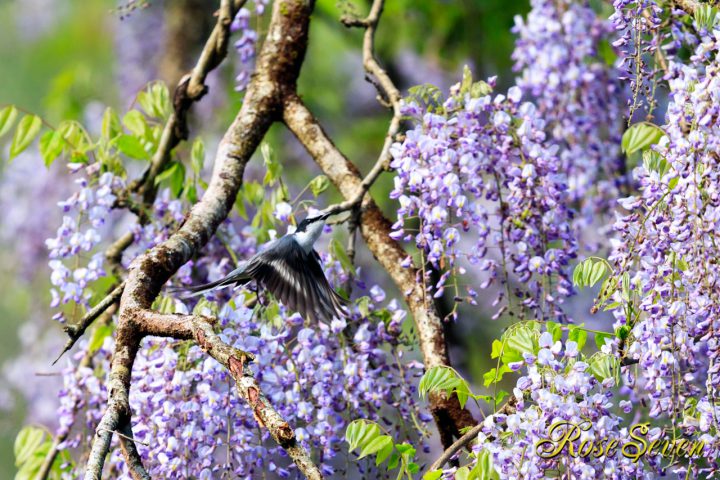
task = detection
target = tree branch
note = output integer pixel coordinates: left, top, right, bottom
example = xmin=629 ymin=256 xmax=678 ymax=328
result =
xmin=674 ymin=0 xmax=700 ymax=15
xmin=85 ymin=0 xmax=321 ymax=476
xmin=283 ymin=97 xmax=476 ymax=448
xmin=53 ymin=282 xmax=125 ymax=365
xmin=135 ymin=0 xmax=249 ymax=201
xmin=427 ymin=395 xmax=518 ymax=472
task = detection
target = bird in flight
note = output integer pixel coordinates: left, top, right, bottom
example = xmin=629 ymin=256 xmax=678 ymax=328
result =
xmin=169 ymin=211 xmax=348 ymax=323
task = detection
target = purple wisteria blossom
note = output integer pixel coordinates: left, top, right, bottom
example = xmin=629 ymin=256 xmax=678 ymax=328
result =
xmin=45 ymin=171 xmax=125 ymax=322
xmin=390 ymin=78 xmax=577 ymax=321
xmin=513 ymin=0 xmax=626 ymax=238
xmin=475 ymin=337 xmax=657 ymax=480
xmin=609 ymin=26 xmax=720 ymax=472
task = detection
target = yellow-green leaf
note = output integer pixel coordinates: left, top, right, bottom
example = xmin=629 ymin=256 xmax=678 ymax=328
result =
xmin=0 ymin=105 xmax=18 ymax=138
xmin=621 ymin=122 xmax=664 ymax=155
xmin=116 ymin=134 xmax=149 ymax=160
xmin=10 ymin=115 xmax=43 ymax=159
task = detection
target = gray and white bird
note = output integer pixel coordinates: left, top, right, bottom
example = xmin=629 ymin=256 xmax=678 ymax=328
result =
xmin=170 ymin=211 xmax=348 ymax=323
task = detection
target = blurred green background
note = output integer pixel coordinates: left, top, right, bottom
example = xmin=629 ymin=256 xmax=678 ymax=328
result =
xmin=0 ymin=0 xmax=528 ymax=475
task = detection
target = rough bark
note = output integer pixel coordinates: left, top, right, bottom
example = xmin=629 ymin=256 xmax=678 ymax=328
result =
xmin=282 ymin=97 xmax=476 ymax=448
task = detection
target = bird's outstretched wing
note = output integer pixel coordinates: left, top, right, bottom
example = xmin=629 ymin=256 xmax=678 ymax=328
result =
xmin=246 ymin=236 xmax=348 ymax=323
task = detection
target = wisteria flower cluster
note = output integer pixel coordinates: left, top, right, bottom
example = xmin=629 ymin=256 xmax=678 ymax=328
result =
xmin=390 ymin=78 xmax=577 ymax=320
xmin=608 ymin=26 xmax=720 ymax=470
xmin=513 ymin=0 xmax=625 ymax=235
xmin=475 ymin=334 xmax=656 ymax=480
xmin=45 ymin=170 xmax=125 ymax=322
xmin=610 ymin=0 xmax=663 ymax=118
xmin=57 ymin=279 xmax=428 ymax=478
xmin=231 ymin=0 xmax=269 ymax=91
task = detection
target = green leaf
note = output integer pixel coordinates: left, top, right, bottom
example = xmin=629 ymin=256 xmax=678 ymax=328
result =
xmin=139 ymin=81 xmax=171 ymax=119
xmin=155 ymin=161 xmax=186 ymax=197
xmin=356 ymin=296 xmax=371 ymax=318
xmin=621 ymin=122 xmax=664 ymax=155
xmin=115 ymin=134 xmax=149 ymax=160
xmin=345 ymin=419 xmax=381 ymax=453
xmin=546 ymin=321 xmax=562 ymax=342
xmin=88 ymin=324 xmax=114 ymax=354
xmin=330 ymin=238 xmax=354 ymax=273
xmin=502 ymin=325 xmax=537 ymax=364
xmin=39 ymin=131 xmax=65 ymax=167
xmin=376 ymin=439 xmax=394 ymax=466
xmin=695 ymin=4 xmax=719 ymax=28
xmin=261 ymin=143 xmax=282 ymax=185
xmin=101 ymin=107 xmax=122 ymax=140
xmin=0 ymin=105 xmax=18 ymax=138
xmin=573 ymin=257 xmax=611 ymax=289
xmin=424 ymin=471 xmax=444 ymax=480
xmin=395 ymin=442 xmax=415 ymax=456
xmin=57 ymin=120 xmax=88 ymax=151
xmin=419 ymin=366 xmax=463 ymax=400
xmin=191 ymin=138 xmax=205 ymax=175
xmin=387 ymin=451 xmax=400 ymax=470
xmin=616 ymin=325 xmax=631 ymax=341
xmin=455 ymin=466 xmax=471 ymax=480
xmin=568 ymin=326 xmax=588 ymax=351
xmin=358 ymin=435 xmax=392 ymax=460
xmin=490 ymin=339 xmax=503 ymax=359
xmin=476 ymin=449 xmax=500 ymax=480
xmin=642 ymin=150 xmax=670 ymax=177
xmin=309 ymin=175 xmax=330 ymax=197
xmin=14 ymin=426 xmax=46 ymax=467
xmin=482 ymin=365 xmax=511 ymax=387
xmin=594 ymin=331 xmax=613 ymax=350
xmin=588 ymin=352 xmax=619 ymax=381
xmin=9 ymin=115 xmax=43 ymax=159
xmin=122 ymin=110 xmax=147 ymax=137
xmin=621 ymin=272 xmax=631 ymax=301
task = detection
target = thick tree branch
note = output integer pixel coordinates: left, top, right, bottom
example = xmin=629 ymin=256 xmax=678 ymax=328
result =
xmin=85 ymin=326 xmax=139 ymax=480
xmin=282 ymin=97 xmax=476 ymax=448
xmin=85 ymin=0 xmax=321 ymax=477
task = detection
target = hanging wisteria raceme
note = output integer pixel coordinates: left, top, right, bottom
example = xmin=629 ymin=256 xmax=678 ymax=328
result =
xmin=610 ymin=0 xmax=663 ymax=119
xmin=389 ymin=78 xmax=577 ymax=321
xmin=231 ymin=0 xmax=269 ymax=91
xmin=474 ymin=334 xmax=659 ymax=480
xmin=45 ymin=170 xmax=126 ymax=323
xmin=609 ymin=27 xmax=720 ymax=472
xmin=56 ymin=268 xmax=429 ymax=478
xmin=513 ymin=0 xmax=626 ymax=238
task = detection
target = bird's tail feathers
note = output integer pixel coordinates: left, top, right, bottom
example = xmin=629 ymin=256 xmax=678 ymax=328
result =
xmin=166 ymin=263 xmax=250 ymax=299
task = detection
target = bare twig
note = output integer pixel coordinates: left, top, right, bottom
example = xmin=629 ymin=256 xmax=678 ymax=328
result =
xmin=136 ymin=0 xmax=249 ymax=200
xmin=117 ymin=422 xmax=152 ymax=480
xmin=322 ymin=0 xmax=402 ymax=220
xmin=53 ymin=282 xmax=126 ymax=365
xmin=428 ymin=423 xmax=483 ymax=472
xmin=428 ymin=395 xmax=518 ymax=472
xmin=37 ymin=432 xmax=66 ymax=480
